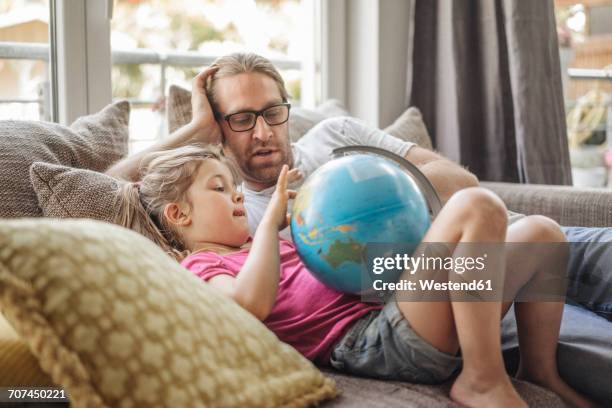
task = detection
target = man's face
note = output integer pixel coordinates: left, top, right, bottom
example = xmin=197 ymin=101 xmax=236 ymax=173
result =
xmin=214 ymin=72 xmax=292 ymax=191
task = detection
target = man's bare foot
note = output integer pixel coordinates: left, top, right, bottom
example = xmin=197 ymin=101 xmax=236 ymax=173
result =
xmin=450 ymin=370 xmax=527 ymax=408
xmin=516 ymin=368 xmax=596 ymax=408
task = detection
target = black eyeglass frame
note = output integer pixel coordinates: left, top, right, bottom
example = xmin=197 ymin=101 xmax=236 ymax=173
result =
xmin=221 ymin=102 xmax=291 ymax=132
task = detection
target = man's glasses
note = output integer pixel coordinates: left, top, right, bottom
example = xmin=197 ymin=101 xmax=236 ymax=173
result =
xmin=222 ymin=103 xmax=291 ymax=132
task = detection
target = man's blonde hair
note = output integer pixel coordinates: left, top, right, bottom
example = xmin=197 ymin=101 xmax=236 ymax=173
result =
xmin=205 ymin=52 xmax=290 ymax=114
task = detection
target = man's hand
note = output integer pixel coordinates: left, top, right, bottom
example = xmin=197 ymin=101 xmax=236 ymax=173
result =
xmin=190 ymin=65 xmax=222 ymax=144
xmin=262 ymin=165 xmax=301 ymax=230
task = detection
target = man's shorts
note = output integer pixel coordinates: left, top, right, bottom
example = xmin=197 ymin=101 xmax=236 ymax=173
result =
xmin=329 ymin=300 xmax=462 ymax=384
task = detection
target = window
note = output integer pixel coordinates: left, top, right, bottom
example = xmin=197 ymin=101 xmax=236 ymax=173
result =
xmin=554 ymin=0 xmax=612 ymax=188
xmin=110 ymin=0 xmax=315 ymax=153
xmin=0 ymin=0 xmax=53 ymax=121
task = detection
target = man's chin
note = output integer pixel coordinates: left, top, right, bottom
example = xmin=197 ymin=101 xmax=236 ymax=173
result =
xmin=246 ymin=164 xmax=284 ymax=186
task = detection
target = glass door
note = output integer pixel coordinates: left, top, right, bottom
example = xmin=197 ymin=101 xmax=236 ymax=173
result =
xmin=0 ymin=0 xmax=54 ymax=121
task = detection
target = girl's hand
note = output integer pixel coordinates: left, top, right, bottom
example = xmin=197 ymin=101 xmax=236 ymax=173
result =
xmin=263 ymin=165 xmax=301 ymax=230
xmin=190 ymin=65 xmax=222 ymax=143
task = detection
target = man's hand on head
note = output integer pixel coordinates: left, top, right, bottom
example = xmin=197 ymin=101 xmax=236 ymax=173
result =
xmin=190 ymin=65 xmax=223 ymax=144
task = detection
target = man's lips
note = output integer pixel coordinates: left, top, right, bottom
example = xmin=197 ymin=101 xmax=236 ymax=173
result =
xmin=252 ymin=148 xmax=278 ymax=158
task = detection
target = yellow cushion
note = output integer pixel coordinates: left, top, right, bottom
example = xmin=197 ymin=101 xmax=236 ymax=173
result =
xmin=0 ymin=219 xmax=337 ymax=407
xmin=0 ymin=313 xmax=54 ymax=387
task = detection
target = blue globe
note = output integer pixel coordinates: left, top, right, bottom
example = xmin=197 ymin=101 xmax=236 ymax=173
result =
xmin=290 ymin=154 xmax=431 ymax=294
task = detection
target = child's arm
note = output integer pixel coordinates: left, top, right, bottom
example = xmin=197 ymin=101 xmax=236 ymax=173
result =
xmin=208 ymin=165 xmax=299 ymax=321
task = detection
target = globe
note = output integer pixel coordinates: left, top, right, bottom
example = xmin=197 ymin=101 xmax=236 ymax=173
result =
xmin=290 ymin=153 xmax=432 ymax=295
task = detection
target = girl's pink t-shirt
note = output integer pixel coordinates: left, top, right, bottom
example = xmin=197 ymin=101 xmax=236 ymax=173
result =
xmin=181 ymin=240 xmax=382 ymax=364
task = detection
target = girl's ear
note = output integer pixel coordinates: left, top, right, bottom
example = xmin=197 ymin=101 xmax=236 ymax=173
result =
xmin=163 ymin=203 xmax=192 ymax=227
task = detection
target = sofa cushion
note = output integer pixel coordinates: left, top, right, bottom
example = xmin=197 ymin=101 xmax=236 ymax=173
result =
xmin=321 ymin=369 xmax=563 ymax=407
xmin=29 ymin=162 xmax=120 ymax=223
xmin=0 ymin=314 xmax=55 ymax=387
xmin=0 ymin=101 xmax=129 ymax=218
xmin=0 ymin=218 xmax=337 ymax=407
xmin=383 ymin=107 xmax=433 ymax=149
xmin=166 ymin=84 xmax=350 ymax=142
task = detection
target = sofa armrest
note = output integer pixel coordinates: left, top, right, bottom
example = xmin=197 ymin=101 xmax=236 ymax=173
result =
xmin=480 ymin=181 xmax=612 ymax=228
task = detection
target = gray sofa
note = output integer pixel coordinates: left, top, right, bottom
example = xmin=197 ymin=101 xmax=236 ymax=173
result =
xmin=483 ymin=181 xmax=612 ymax=227
xmin=3 ymin=98 xmax=611 ymax=406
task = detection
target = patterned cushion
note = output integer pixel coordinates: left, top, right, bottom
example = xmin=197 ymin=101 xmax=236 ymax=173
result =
xmin=166 ymin=85 xmax=350 ymax=142
xmin=0 ymin=219 xmax=337 ymax=407
xmin=166 ymin=85 xmax=192 ymax=135
xmin=0 ymin=101 xmax=129 ymax=218
xmin=29 ymin=162 xmax=120 ymax=223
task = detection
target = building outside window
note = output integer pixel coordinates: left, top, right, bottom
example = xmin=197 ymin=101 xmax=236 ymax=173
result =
xmin=554 ymin=0 xmax=612 ymax=188
xmin=0 ymin=0 xmax=52 ymax=121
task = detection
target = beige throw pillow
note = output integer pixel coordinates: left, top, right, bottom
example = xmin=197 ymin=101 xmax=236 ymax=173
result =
xmin=0 ymin=219 xmax=337 ymax=407
xmin=29 ymin=162 xmax=121 ymax=223
xmin=0 ymin=101 xmax=130 ymax=218
xmin=383 ymin=107 xmax=433 ymax=149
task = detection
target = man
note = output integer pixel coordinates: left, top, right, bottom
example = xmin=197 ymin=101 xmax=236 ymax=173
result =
xmin=107 ymin=52 xmax=612 ymax=403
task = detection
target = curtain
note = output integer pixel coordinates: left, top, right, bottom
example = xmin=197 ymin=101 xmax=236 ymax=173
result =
xmin=407 ymin=0 xmax=572 ymax=184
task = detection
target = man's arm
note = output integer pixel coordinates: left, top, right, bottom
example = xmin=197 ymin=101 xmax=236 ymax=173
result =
xmin=105 ymin=121 xmax=219 ymax=181
xmin=333 ymin=117 xmax=478 ymax=205
xmin=105 ymin=66 xmax=222 ymax=181
xmin=405 ymin=146 xmax=479 ymax=205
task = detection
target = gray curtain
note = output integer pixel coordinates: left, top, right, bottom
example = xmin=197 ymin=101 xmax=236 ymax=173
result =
xmin=407 ymin=0 xmax=572 ymax=185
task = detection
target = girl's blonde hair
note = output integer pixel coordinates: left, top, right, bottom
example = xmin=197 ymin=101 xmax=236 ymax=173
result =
xmin=205 ymin=52 xmax=290 ymax=114
xmin=115 ymin=144 xmax=238 ymax=261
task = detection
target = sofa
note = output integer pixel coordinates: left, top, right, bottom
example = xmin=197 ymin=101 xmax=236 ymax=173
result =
xmin=1 ymin=93 xmax=611 ymax=407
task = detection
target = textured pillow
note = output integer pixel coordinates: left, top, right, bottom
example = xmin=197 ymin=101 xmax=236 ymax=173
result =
xmin=30 ymin=162 xmax=120 ymax=223
xmin=288 ymin=100 xmax=350 ymax=143
xmin=0 ymin=219 xmax=337 ymax=407
xmin=0 ymin=101 xmax=129 ymax=218
xmin=166 ymin=85 xmax=193 ymax=135
xmin=166 ymin=84 xmax=349 ymax=142
xmin=383 ymin=107 xmax=433 ymax=149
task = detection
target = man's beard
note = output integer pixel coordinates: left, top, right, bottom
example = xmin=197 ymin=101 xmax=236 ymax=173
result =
xmin=224 ymin=130 xmax=293 ymax=189
xmin=243 ymin=147 xmax=292 ymax=187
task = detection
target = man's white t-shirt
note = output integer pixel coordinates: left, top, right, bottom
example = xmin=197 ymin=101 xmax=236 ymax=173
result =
xmin=242 ymin=117 xmax=416 ymax=240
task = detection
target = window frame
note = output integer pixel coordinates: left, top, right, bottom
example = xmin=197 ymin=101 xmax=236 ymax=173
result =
xmin=51 ymin=0 xmax=112 ymax=125
xmin=50 ymin=0 xmax=324 ymax=126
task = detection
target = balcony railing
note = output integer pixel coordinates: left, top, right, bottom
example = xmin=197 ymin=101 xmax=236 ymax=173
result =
xmin=0 ymin=41 xmax=301 ymax=120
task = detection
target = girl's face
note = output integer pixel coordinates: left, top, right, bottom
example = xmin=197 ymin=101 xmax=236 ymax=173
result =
xmin=181 ymin=160 xmax=250 ymax=248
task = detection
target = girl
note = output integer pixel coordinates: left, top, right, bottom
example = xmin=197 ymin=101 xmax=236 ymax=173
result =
xmin=117 ymin=144 xmax=593 ymax=408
